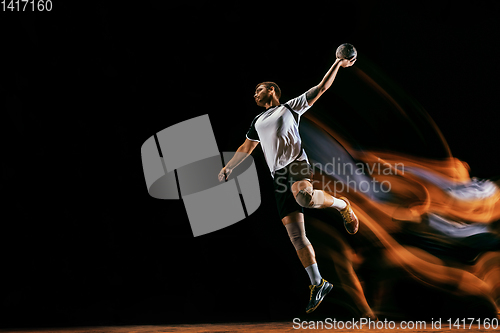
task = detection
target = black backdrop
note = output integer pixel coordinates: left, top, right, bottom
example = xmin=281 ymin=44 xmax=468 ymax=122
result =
xmin=2 ymin=0 xmax=500 ymax=328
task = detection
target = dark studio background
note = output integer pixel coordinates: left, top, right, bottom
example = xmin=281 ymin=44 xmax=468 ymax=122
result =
xmin=1 ymin=0 xmax=500 ymax=329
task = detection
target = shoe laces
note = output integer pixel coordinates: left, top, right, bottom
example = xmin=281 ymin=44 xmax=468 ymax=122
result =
xmin=340 ymin=206 xmax=353 ymax=223
xmin=309 ymin=280 xmax=323 ymax=298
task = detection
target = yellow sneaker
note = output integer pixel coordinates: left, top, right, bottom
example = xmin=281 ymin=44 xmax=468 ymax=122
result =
xmin=305 ymin=278 xmax=333 ymax=313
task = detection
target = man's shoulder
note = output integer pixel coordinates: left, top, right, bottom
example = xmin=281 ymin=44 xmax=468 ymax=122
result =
xmin=284 ymin=93 xmax=310 ymax=112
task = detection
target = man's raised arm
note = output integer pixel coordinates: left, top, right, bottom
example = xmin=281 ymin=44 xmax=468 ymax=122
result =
xmin=306 ymin=57 xmax=356 ymax=106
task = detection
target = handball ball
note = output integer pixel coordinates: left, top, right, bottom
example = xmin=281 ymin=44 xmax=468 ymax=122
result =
xmin=336 ymin=43 xmax=357 ymax=60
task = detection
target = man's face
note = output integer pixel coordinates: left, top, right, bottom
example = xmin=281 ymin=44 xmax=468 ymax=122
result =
xmin=254 ymin=84 xmax=272 ymax=107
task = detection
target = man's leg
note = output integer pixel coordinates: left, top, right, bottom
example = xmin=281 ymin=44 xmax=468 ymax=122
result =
xmin=291 ymin=180 xmax=359 ymax=234
xmin=282 ymin=211 xmax=317 ymax=269
xmin=291 ymin=179 xmax=344 ymax=209
xmin=282 ymin=210 xmax=333 ymax=313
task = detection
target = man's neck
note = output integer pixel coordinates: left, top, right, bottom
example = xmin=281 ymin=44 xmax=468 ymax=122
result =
xmin=264 ymin=97 xmax=280 ymax=109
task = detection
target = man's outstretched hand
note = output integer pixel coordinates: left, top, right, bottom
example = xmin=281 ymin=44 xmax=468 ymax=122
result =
xmin=339 ymin=57 xmax=356 ymax=68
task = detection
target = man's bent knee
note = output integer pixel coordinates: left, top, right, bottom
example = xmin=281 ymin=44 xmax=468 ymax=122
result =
xmin=295 ymin=187 xmax=325 ymax=209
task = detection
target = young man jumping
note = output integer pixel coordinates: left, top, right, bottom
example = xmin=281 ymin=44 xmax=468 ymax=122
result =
xmin=218 ymin=55 xmax=358 ymax=313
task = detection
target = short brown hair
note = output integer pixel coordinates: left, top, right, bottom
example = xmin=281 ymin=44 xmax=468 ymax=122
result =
xmin=256 ymin=81 xmax=281 ymax=99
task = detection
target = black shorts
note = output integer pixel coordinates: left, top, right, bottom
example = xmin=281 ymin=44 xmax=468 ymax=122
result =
xmin=272 ymin=159 xmax=314 ymax=220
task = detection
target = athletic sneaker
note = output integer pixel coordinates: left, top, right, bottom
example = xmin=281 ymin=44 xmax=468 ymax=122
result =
xmin=338 ymin=197 xmax=359 ymax=234
xmin=305 ymin=278 xmax=333 ymax=313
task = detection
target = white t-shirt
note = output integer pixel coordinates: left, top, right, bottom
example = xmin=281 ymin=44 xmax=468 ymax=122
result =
xmin=246 ymin=93 xmax=311 ymax=177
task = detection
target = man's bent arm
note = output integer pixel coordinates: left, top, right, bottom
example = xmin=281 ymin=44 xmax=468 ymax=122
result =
xmin=218 ymin=139 xmax=259 ymax=181
xmin=226 ymin=139 xmax=259 ymax=169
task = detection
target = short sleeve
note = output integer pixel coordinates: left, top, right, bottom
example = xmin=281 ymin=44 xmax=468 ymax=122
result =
xmin=284 ymin=93 xmax=311 ymax=116
xmin=245 ymin=114 xmax=261 ymax=142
